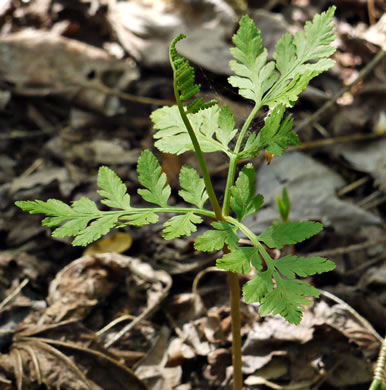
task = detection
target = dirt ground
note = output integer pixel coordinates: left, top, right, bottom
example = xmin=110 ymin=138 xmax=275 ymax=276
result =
xmin=0 ymin=1 xmax=385 ymax=389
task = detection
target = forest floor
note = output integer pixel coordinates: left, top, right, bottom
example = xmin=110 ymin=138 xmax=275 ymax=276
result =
xmin=0 ymin=1 xmax=385 ymax=389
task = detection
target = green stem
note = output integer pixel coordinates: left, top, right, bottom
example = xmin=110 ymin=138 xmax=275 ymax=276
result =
xmin=170 ymin=56 xmax=223 ymax=221
xmin=175 ymin=99 xmax=223 ymax=221
xmin=369 ymin=335 xmax=386 ymax=390
xmin=176 ymin=100 xmax=224 ymax=221
xmin=91 ymin=207 xmax=217 ymax=220
xmin=222 ymin=103 xmax=261 ymax=216
xmin=234 ymin=103 xmax=261 ymax=155
xmin=370 ymin=380 xmax=382 ymax=390
xmin=225 ymin=216 xmax=276 ymax=270
xmin=222 ymin=155 xmax=238 ymax=216
xmin=221 ymin=105 xmax=270 ymax=389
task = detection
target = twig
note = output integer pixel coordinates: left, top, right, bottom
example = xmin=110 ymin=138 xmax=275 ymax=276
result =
xmin=18 ymin=336 xmax=146 ymax=385
xmin=289 ymin=132 xmax=384 ymax=151
xmin=319 ymin=289 xmax=383 ymax=343
xmin=211 ymin=132 xmax=385 ymax=176
xmin=294 ymin=50 xmax=386 ymax=132
xmin=0 ymin=130 xmax=48 ymax=139
xmin=337 ymin=176 xmax=370 ymax=197
xmin=97 ymin=314 xmax=158 ymax=336
xmin=345 ymin=251 xmax=386 ymax=276
xmin=360 ymin=194 xmax=386 ymax=210
xmin=303 ymin=236 xmax=386 ymax=258
xmin=192 ymin=266 xmax=225 ymax=312
xmin=367 ymin=0 xmax=376 ymax=25
xmin=0 ymin=279 xmax=29 ymax=313
xmin=103 ymin=274 xmax=172 ymax=349
xmin=70 ymin=79 xmax=174 ymax=106
xmin=16 ymin=339 xmax=93 ymax=390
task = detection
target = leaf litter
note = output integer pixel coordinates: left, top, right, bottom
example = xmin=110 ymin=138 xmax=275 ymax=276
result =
xmin=1 ymin=0 xmax=385 ymax=388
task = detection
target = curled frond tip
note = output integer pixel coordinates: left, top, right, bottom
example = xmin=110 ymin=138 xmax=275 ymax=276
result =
xmin=169 ymin=34 xmax=201 ymax=102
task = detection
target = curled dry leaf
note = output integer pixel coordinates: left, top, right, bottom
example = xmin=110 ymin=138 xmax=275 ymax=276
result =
xmin=44 ymin=254 xmax=125 ymax=323
xmin=44 ymin=253 xmax=172 ymax=327
xmin=135 ymin=327 xmax=183 ymax=390
xmin=240 ymin=298 xmax=380 ymax=387
xmin=0 ymin=253 xmax=175 ymax=389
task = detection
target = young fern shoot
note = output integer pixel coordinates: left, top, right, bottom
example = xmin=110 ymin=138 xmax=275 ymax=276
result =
xmin=16 ymin=4 xmax=337 ymax=339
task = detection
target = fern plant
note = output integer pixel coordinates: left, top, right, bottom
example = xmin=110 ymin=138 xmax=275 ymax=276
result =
xmin=16 ymin=8 xmax=337 ymax=389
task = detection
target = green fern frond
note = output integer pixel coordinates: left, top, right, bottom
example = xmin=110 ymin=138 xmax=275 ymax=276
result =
xmin=170 ymin=34 xmax=218 ymax=113
xmin=170 ymin=34 xmax=201 ymax=102
xmin=186 ymin=98 xmax=218 ymax=114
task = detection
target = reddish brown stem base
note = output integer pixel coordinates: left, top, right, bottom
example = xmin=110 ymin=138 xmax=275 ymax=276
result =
xmin=228 ymin=271 xmax=243 ymax=390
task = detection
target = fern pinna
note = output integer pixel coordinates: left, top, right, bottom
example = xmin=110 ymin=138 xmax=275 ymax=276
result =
xmin=17 ymin=8 xmax=337 ymax=325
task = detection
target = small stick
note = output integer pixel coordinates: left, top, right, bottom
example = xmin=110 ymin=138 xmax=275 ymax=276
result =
xmin=319 ymin=289 xmax=383 ymax=343
xmin=304 ymin=236 xmax=386 ymax=258
xmin=103 ymin=272 xmax=172 ymax=349
xmin=345 ymin=251 xmax=385 ymax=276
xmin=360 ymin=194 xmax=386 ymax=210
xmin=337 ymin=176 xmax=370 ymax=197
xmin=97 ymin=314 xmax=158 ymax=336
xmin=69 ymin=79 xmax=174 ymax=106
xmin=295 ymin=50 xmax=386 ymax=133
xmin=289 ymin=132 xmax=384 ymax=151
xmin=367 ymin=0 xmax=376 ymax=25
xmin=211 ymin=132 xmax=385 ymax=175
xmin=0 ymin=279 xmax=29 ymax=313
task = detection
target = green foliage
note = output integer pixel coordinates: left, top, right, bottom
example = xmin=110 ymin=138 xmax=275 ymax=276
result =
xmin=242 ymin=105 xmax=300 ymax=158
xmin=15 ymin=162 xmax=205 ymax=246
xmin=169 ymin=34 xmax=217 ymax=113
xmin=230 ymin=164 xmax=264 ymax=221
xmin=98 ymin=166 xmax=131 ymax=209
xmin=178 ymin=165 xmax=208 ymax=208
xmin=16 ymin=9 xmax=337 ymax=325
xmin=217 ymin=250 xmax=251 ymax=274
xmin=151 ymin=104 xmax=236 ymax=156
xmin=162 ymin=213 xmax=202 ymax=240
xmin=259 ymin=278 xmax=320 ymax=324
xmin=16 ymin=198 xmax=110 ymax=246
xmin=228 ymin=8 xmax=336 ymax=109
xmin=195 ymin=221 xmax=239 ymax=252
xmin=258 ymin=221 xmax=323 ymax=249
xmin=137 ymin=150 xmax=171 ymax=207
xmin=228 ymin=15 xmax=276 ymax=104
xmin=121 ymin=212 xmax=159 ymax=226
xmin=217 ymin=246 xmax=261 ymax=274
xmin=243 ymin=271 xmax=273 ymax=303
xmin=217 ymin=105 xmax=238 ymax=148
xmin=266 ymin=7 xmax=336 ymax=108
xmin=275 ymin=255 xmax=335 ymax=278
xmin=150 ymin=106 xmax=188 ymax=155
xmin=170 ymin=34 xmax=201 ymax=103
xmin=276 ymin=187 xmax=291 ymax=222
xmin=243 ymin=254 xmax=334 ymax=324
